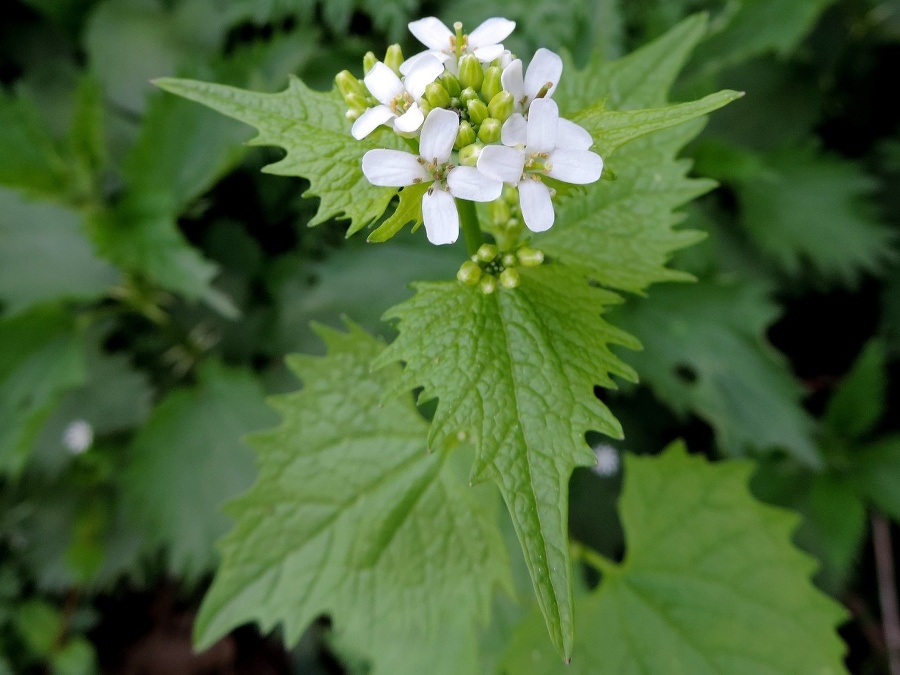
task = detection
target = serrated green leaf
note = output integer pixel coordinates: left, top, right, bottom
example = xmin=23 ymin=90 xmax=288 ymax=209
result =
xmin=612 ymin=279 xmax=820 ymax=465
xmin=825 ymin=339 xmax=887 ymax=439
xmin=194 ymin=324 xmax=509 ymax=675
xmin=154 ymin=76 xmax=404 ymax=234
xmin=0 ymin=305 xmax=87 ymax=476
xmin=375 ymin=265 xmax=639 ymax=659
xmin=122 ymin=361 xmax=276 ymax=580
xmin=0 ymin=188 xmax=119 ymax=315
xmin=367 ymin=182 xmax=428 ymax=243
xmin=850 ymin=435 xmax=900 ymax=522
xmin=503 ymin=443 xmax=849 ymax=674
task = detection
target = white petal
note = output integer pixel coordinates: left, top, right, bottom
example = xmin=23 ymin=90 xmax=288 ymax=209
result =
xmin=518 ymin=179 xmax=555 ymax=232
xmin=524 ymin=48 xmax=563 ymax=101
xmin=419 ymin=108 xmax=459 ymax=163
xmin=408 ymin=17 xmax=453 ymax=51
xmin=468 ymin=17 xmax=516 ymax=47
xmin=403 ymin=55 xmax=444 ymax=98
xmin=545 ymin=149 xmax=604 ymax=184
xmin=422 ymin=187 xmax=459 ymax=244
xmin=448 ymin=166 xmax=503 ymax=201
xmin=478 ymin=145 xmax=526 ymax=184
xmin=362 ymin=149 xmax=429 ymax=186
xmin=501 ymin=113 xmax=527 ymax=146
xmin=400 ymin=50 xmax=450 ymax=76
xmin=472 ymin=44 xmax=505 ymax=62
xmin=351 ymin=105 xmax=395 ymax=140
xmin=557 ymin=118 xmax=594 ymax=151
xmin=364 ymin=62 xmax=404 ymax=105
xmin=393 ymin=104 xmax=425 ymax=133
xmin=501 ymin=59 xmax=525 ymax=103
xmin=526 ymin=98 xmax=559 ymax=153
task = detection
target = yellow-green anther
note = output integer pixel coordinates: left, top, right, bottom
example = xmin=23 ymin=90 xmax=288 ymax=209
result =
xmin=467 ymin=99 xmax=489 ymax=125
xmin=454 ymin=121 xmax=476 ymax=149
xmin=459 ymin=87 xmax=479 ymax=106
xmin=363 ymin=51 xmax=378 ymax=73
xmin=517 ymin=246 xmax=544 ymax=266
xmin=535 ymin=81 xmax=553 ymax=100
xmin=489 ymin=199 xmax=511 ymax=224
xmin=480 ymin=274 xmax=498 ymax=294
xmin=499 ymin=267 xmax=520 ymax=289
xmin=335 ymin=70 xmax=366 ymax=101
xmin=502 ymin=253 xmax=517 ymax=267
xmin=458 ymin=143 xmax=483 ymax=166
xmin=458 ymin=55 xmax=484 ymax=91
xmin=488 ymin=91 xmax=514 ymax=122
xmin=476 ymin=243 xmax=499 ymax=262
xmin=424 ymin=81 xmax=451 ymax=109
xmin=481 ymin=66 xmax=502 ymax=101
xmin=478 ymin=118 xmax=502 ymax=144
xmin=384 ymin=44 xmax=404 ymax=74
xmin=457 ymin=261 xmax=482 ymax=285
xmin=441 ymin=73 xmax=462 ymax=97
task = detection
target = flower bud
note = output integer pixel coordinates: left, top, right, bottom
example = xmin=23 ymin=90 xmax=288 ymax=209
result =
xmin=479 ymin=274 xmax=498 ymax=294
xmin=489 ymin=199 xmax=511 ymax=224
xmin=476 ymin=243 xmax=499 ymax=262
xmin=499 ymin=267 xmax=520 ymax=289
xmin=344 ymin=92 xmax=369 ymax=111
xmin=459 ymin=87 xmax=479 ymax=106
xmin=335 ymin=70 xmax=367 ymax=101
xmin=477 ymin=118 xmax=502 ymax=144
xmin=425 ymin=81 xmax=451 ymax=109
xmin=488 ymin=91 xmax=514 ymax=123
xmin=458 ymin=54 xmax=484 ymax=91
xmin=467 ymin=99 xmax=489 ymax=125
xmin=517 ymin=246 xmax=544 ymax=267
xmin=363 ymin=51 xmax=378 ymax=73
xmin=457 ymin=261 xmax=482 ymax=285
xmin=384 ymin=44 xmax=404 ymax=74
xmin=454 ymin=121 xmax=476 ymax=149
xmin=441 ymin=73 xmax=462 ymax=97
xmin=502 ymin=253 xmax=517 ymax=267
xmin=481 ymin=66 xmax=502 ymax=101
xmin=458 ymin=143 xmax=483 ymax=166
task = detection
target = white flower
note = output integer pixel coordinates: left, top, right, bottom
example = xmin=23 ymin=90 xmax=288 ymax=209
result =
xmin=401 ymin=16 xmax=516 ymax=75
xmin=362 ymin=108 xmax=503 ymax=244
xmin=501 ymin=48 xmax=563 ymax=114
xmin=476 ymin=98 xmax=603 ymax=232
xmin=351 ymin=58 xmax=443 ymax=139
xmin=62 ymin=419 xmax=94 ymax=454
xmin=592 ymin=444 xmax=620 ymax=476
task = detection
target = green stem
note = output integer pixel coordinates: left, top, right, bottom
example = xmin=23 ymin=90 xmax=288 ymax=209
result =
xmin=571 ymin=541 xmax=618 ymax=576
xmin=457 ymin=199 xmax=484 ymax=257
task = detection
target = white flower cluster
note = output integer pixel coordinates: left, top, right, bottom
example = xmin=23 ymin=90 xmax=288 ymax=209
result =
xmin=337 ymin=17 xmax=604 ymax=247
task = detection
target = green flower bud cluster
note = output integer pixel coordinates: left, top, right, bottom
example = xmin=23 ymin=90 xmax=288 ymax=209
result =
xmin=456 ymin=243 xmax=545 ymax=293
xmin=336 ymin=44 xmax=409 ymax=121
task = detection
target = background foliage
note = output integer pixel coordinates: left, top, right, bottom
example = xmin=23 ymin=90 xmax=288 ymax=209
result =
xmin=0 ymin=0 xmax=898 ymax=672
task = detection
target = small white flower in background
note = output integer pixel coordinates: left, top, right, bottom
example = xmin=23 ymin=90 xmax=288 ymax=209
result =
xmin=593 ymin=444 xmax=620 ymax=477
xmin=62 ymin=419 xmax=94 ymax=455
xmin=501 ymin=48 xmax=563 ymax=114
xmin=362 ymin=108 xmax=503 ymax=244
xmin=401 ymin=16 xmax=516 ymax=74
xmin=477 ymin=98 xmax=603 ymax=232
xmin=351 ymin=58 xmax=444 ymax=140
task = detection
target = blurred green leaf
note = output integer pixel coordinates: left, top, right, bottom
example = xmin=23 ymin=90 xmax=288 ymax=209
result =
xmin=850 ymin=435 xmax=900 ymax=522
xmin=51 ymin=637 xmax=98 ymax=675
xmin=14 ymin=600 xmax=63 ymax=659
xmin=825 ymin=339 xmax=887 ymax=439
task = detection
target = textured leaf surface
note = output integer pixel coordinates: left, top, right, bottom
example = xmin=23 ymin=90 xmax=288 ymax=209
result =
xmin=612 ymin=280 xmax=819 ymax=465
xmin=503 ymin=444 xmax=849 ymax=674
xmin=122 ymin=361 xmax=276 ymax=580
xmin=375 ymin=266 xmax=639 ymax=658
xmin=195 ymin=324 xmax=509 ymax=674
xmin=154 ymin=76 xmax=404 ymax=234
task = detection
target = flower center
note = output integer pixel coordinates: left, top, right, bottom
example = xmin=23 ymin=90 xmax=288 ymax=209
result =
xmin=390 ymin=92 xmax=414 ymax=115
xmin=524 ymin=152 xmax=551 ymax=174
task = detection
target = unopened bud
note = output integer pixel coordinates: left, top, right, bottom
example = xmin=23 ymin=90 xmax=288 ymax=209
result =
xmin=441 ymin=73 xmax=462 ymax=97
xmin=467 ymin=99 xmax=489 ymax=125
xmin=335 ymin=70 xmax=367 ymax=101
xmin=455 ymin=121 xmax=476 ymax=149
xmin=489 ymin=199 xmax=511 ymax=224
xmin=479 ymin=274 xmax=498 ymax=294
xmin=477 ymin=118 xmax=502 ymax=144
xmin=488 ymin=91 xmax=514 ymax=122
xmin=345 ymin=92 xmax=369 ymax=111
xmin=458 ymin=143 xmax=483 ymax=166
xmin=457 ymin=261 xmax=482 ymax=285
xmin=425 ymin=81 xmax=451 ymax=109
xmin=459 ymin=87 xmax=479 ymax=106
xmin=517 ymin=246 xmax=544 ymax=266
xmin=502 ymin=253 xmax=517 ymax=267
xmin=384 ymin=44 xmax=404 ymax=74
xmin=476 ymin=243 xmax=499 ymax=262
xmin=363 ymin=51 xmax=378 ymax=73
xmin=481 ymin=66 xmax=502 ymax=101
xmin=458 ymin=54 xmax=484 ymax=91
xmin=499 ymin=267 xmax=520 ymax=289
